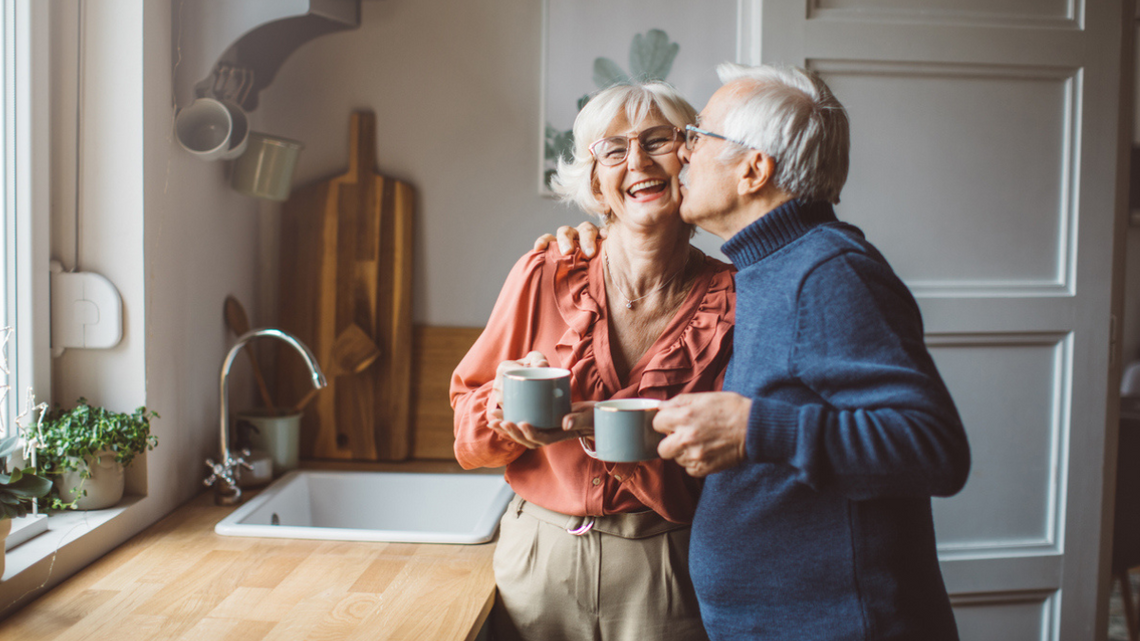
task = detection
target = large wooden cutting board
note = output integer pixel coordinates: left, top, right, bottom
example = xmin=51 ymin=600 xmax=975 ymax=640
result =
xmin=277 ymin=111 xmax=414 ymax=461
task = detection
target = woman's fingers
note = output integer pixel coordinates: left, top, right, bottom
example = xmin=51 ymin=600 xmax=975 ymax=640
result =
xmin=490 ymin=419 xmax=542 ymax=449
xmin=518 ymin=422 xmax=580 ymax=446
xmin=522 ymin=351 xmax=550 ymax=368
xmin=562 ymin=401 xmax=596 ymax=435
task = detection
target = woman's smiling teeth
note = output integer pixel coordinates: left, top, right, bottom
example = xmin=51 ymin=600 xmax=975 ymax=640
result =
xmin=627 ymin=179 xmax=667 ymax=198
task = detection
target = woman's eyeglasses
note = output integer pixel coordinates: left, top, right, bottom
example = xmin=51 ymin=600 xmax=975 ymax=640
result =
xmin=589 ymin=126 xmax=682 ymax=166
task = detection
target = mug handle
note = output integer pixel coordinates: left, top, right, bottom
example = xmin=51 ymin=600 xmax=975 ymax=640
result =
xmin=579 ymin=436 xmax=599 ymax=459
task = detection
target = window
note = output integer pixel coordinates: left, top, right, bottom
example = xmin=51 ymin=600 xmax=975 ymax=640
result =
xmin=0 ymin=0 xmax=52 ymax=552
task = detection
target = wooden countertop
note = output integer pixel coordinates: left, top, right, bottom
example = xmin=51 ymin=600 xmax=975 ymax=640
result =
xmin=1 ymin=475 xmax=498 ymax=641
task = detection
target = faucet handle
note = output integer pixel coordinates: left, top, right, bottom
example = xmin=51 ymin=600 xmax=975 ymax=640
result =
xmin=204 ymin=457 xmax=229 ymax=487
xmin=234 ymin=448 xmax=254 ymax=471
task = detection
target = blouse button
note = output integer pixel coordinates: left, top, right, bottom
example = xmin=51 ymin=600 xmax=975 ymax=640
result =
xmin=592 ymin=477 xmax=601 ymax=486
xmin=613 ymin=474 xmax=623 ymax=481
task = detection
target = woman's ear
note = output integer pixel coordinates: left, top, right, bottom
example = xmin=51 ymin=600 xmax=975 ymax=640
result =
xmin=590 ymin=173 xmax=609 ymax=215
xmin=738 ymin=151 xmax=776 ymax=196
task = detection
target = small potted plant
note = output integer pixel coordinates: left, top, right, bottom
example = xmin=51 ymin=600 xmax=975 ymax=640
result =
xmin=0 ymin=433 xmax=51 ymax=573
xmin=36 ymin=398 xmax=158 ymax=510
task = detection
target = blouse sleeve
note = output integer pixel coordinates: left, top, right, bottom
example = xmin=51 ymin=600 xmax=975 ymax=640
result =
xmin=450 ymin=249 xmax=549 ymax=469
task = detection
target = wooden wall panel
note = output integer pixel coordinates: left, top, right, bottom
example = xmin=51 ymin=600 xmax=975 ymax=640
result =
xmin=410 ymin=326 xmax=483 ymax=460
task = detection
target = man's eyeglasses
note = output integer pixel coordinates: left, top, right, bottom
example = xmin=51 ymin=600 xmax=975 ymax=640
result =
xmin=684 ymin=125 xmax=757 ymax=152
xmin=589 ymin=126 xmax=682 ymax=166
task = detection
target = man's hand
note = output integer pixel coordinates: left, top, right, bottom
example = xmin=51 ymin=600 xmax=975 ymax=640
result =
xmin=534 ymin=222 xmax=603 ymax=258
xmin=654 ymin=392 xmax=751 ymax=477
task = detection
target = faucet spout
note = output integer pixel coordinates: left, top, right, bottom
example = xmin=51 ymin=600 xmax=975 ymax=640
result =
xmin=208 ymin=328 xmax=326 ymax=505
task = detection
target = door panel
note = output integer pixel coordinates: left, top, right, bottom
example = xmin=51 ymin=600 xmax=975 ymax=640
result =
xmin=813 ymin=0 xmax=1075 ymax=26
xmin=929 ymin=336 xmax=1066 ymax=551
xmin=819 ymin=62 xmax=1076 ymax=292
xmin=952 ymin=592 xmax=1055 ymax=641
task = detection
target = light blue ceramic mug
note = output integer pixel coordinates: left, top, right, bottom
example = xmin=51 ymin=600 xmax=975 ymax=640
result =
xmin=584 ymin=398 xmax=663 ymax=462
xmin=502 ymin=367 xmax=572 ymax=430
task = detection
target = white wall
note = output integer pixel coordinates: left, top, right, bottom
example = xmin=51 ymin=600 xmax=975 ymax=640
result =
xmin=254 ymin=0 xmax=615 ymax=327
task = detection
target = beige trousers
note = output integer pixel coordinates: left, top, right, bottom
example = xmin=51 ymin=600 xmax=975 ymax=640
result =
xmin=490 ymin=495 xmax=708 ymax=641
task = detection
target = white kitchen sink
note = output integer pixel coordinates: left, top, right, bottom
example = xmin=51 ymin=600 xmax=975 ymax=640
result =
xmin=214 ymin=470 xmax=514 ymax=544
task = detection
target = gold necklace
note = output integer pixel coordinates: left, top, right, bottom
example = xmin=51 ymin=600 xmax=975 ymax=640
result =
xmin=604 ymin=249 xmax=689 ymax=310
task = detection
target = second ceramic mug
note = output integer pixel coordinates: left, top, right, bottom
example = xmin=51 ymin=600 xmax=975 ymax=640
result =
xmin=502 ymin=367 xmax=571 ymax=430
xmin=584 ymin=398 xmax=663 ymax=462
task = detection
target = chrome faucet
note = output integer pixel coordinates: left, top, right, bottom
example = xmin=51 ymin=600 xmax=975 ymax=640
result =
xmin=205 ymin=328 xmax=326 ymax=505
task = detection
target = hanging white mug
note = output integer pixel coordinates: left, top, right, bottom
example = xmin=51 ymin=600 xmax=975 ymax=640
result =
xmin=175 ymin=97 xmax=233 ymax=161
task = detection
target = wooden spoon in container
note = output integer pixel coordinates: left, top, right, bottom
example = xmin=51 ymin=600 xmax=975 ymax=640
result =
xmin=223 ymin=295 xmax=277 ymax=413
xmin=291 ymin=323 xmax=381 ymax=414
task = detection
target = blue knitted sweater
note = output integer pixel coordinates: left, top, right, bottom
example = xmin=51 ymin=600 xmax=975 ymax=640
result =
xmin=691 ymin=200 xmax=970 ymax=640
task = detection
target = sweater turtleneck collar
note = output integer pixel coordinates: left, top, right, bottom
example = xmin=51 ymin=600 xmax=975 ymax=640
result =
xmin=721 ymin=199 xmax=838 ymax=269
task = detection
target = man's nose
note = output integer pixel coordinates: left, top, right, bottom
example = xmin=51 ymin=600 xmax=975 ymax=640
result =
xmin=677 ymin=144 xmax=691 ymax=164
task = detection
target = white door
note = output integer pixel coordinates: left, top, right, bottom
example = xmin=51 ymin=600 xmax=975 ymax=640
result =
xmin=747 ymin=1 xmax=1129 ymax=638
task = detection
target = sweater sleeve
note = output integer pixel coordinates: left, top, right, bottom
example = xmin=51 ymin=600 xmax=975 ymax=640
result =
xmin=745 ymin=251 xmax=971 ymax=499
xmin=450 ymin=250 xmax=549 ymax=470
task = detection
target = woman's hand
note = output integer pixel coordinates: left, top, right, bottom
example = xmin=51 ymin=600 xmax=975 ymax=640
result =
xmin=489 ymin=351 xmax=550 ymax=412
xmin=487 ymin=382 xmax=596 ymax=450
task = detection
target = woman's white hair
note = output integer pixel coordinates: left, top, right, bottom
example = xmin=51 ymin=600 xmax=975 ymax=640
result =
xmin=549 ymin=81 xmax=697 ymax=224
xmin=715 ymin=62 xmax=849 ymax=205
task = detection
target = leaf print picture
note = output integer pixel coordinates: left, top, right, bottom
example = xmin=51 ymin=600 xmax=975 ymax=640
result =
xmin=540 ymin=0 xmax=737 ymax=194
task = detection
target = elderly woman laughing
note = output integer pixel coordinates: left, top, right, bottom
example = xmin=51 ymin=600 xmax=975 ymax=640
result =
xmin=451 ymin=81 xmax=735 ymax=641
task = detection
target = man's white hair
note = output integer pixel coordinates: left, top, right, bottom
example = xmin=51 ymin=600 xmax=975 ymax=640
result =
xmin=715 ymin=62 xmax=849 ymax=205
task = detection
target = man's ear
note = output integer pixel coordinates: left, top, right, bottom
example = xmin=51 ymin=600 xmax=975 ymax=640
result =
xmin=738 ymin=151 xmax=776 ymax=196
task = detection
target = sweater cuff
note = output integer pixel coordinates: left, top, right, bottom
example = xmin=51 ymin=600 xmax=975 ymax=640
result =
xmin=745 ymin=397 xmax=800 ymax=463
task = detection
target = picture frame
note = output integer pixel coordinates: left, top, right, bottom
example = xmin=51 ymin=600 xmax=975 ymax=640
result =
xmin=539 ymin=0 xmax=741 ymax=195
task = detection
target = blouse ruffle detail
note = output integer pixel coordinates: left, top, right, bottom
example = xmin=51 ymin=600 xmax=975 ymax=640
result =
xmin=638 ymin=257 xmax=735 ymax=397
xmin=551 ymin=251 xmax=606 ymax=401
xmin=551 ymin=249 xmax=735 ymax=400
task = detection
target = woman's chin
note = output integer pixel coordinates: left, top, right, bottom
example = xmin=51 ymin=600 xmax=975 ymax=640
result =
xmin=611 ymin=204 xmax=683 ymax=232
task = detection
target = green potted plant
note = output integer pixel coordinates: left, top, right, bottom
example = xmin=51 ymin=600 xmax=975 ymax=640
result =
xmin=0 ymin=433 xmax=51 ymax=574
xmin=36 ymin=398 xmax=158 ymax=510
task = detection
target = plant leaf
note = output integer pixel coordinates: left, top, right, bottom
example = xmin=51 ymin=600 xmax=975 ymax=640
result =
xmin=629 ymin=29 xmax=679 ymax=81
xmin=593 ymin=57 xmax=629 ymax=89
xmin=544 ymin=125 xmax=575 ymax=164
xmin=4 ymin=468 xmax=51 ymax=498
xmin=0 ymin=434 xmax=20 ymax=459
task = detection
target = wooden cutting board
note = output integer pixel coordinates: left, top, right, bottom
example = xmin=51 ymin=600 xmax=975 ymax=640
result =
xmin=277 ymin=111 xmax=414 ymax=461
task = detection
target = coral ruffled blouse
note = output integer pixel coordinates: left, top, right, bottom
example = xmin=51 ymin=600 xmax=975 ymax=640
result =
xmin=450 ymin=244 xmax=735 ymax=524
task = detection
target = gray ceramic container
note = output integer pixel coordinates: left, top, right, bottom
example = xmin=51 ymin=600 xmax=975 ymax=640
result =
xmin=590 ymin=398 xmax=663 ymax=462
xmin=502 ymin=367 xmax=572 ymax=430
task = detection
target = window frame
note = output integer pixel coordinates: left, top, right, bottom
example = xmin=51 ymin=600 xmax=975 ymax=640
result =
xmin=4 ymin=0 xmax=50 ymax=441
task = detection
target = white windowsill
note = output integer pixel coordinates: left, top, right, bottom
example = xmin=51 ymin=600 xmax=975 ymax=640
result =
xmin=1 ymin=495 xmax=141 ymax=581
xmin=5 ymin=514 xmax=48 ymax=550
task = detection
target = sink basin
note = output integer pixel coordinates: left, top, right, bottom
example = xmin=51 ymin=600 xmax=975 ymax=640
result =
xmin=215 ymin=470 xmax=514 ymax=544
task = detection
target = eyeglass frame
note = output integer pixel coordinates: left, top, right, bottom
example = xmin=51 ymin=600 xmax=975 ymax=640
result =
xmin=588 ymin=125 xmax=684 ymax=167
xmin=684 ymin=125 xmax=760 ymax=153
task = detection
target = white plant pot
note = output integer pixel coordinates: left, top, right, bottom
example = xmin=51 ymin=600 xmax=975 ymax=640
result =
xmin=55 ymin=449 xmax=125 ymax=510
xmin=0 ymin=517 xmax=10 ymax=578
